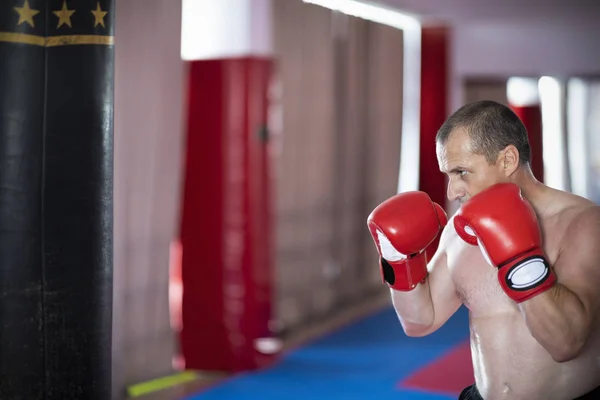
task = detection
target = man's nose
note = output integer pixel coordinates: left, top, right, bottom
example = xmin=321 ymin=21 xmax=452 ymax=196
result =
xmin=447 ymin=180 xmax=464 ymax=202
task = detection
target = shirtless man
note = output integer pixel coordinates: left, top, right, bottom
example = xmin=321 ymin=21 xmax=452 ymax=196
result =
xmin=367 ymin=100 xmax=600 ymax=399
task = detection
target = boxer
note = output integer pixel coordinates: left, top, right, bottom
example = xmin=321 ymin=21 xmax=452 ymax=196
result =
xmin=367 ymin=100 xmax=600 ymax=399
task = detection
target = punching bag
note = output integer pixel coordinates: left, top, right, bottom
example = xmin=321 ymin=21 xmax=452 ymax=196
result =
xmin=0 ymin=1 xmax=114 ymax=398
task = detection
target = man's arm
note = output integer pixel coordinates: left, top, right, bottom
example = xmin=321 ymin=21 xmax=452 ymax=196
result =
xmin=392 ymin=222 xmax=462 ymax=337
xmin=519 ymin=206 xmax=600 ymax=363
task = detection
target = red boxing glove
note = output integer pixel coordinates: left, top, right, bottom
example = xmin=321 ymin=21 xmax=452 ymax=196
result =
xmin=453 ymin=183 xmax=557 ymax=303
xmin=367 ymin=192 xmax=447 ymax=291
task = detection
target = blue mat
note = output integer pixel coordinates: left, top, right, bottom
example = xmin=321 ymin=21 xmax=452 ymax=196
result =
xmin=185 ymin=305 xmax=470 ymax=399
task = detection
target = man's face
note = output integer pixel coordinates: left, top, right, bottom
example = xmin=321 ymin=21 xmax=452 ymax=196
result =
xmin=437 ymin=128 xmax=506 ymax=204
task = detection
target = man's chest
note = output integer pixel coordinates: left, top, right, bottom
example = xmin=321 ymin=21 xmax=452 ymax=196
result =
xmin=446 ymin=233 xmax=513 ymax=313
xmin=445 ymin=222 xmax=562 ymax=315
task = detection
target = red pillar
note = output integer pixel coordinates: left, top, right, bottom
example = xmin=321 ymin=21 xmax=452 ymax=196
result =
xmin=179 ymin=57 xmax=277 ymax=372
xmin=510 ymin=105 xmax=544 ymax=182
xmin=419 ymin=26 xmax=449 ymax=209
xmin=419 ymin=26 xmax=449 ymax=256
xmin=507 ymin=77 xmax=544 ymax=182
xmin=177 ymin=2 xmax=278 ymax=373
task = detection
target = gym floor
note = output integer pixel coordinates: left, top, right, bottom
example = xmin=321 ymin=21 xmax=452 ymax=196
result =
xmin=137 ymin=297 xmax=473 ymax=400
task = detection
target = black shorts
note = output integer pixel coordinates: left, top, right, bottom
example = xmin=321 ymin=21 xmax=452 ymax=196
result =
xmin=458 ymin=383 xmax=600 ymax=400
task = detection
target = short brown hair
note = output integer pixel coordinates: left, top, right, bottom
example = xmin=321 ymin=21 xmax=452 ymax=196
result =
xmin=436 ymin=100 xmax=531 ymax=165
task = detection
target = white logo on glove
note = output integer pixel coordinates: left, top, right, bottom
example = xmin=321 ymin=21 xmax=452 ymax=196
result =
xmin=376 ymin=230 xmax=407 ymax=261
xmin=507 ymin=257 xmax=549 ymax=289
xmin=464 ymin=225 xmax=476 ymax=237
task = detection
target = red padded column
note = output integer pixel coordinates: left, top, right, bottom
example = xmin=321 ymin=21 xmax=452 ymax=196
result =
xmin=419 ymin=26 xmax=449 ymax=255
xmin=510 ymin=105 xmax=544 ymax=182
xmin=419 ymin=26 xmax=449 ymax=210
xmin=506 ymin=77 xmax=544 ymax=182
xmin=179 ymin=57 xmax=276 ymax=372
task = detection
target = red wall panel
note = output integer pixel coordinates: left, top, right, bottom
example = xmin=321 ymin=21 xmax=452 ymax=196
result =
xmin=419 ymin=26 xmax=449 ymax=256
xmin=510 ymin=105 xmax=544 ymax=182
xmin=179 ymin=57 xmax=277 ymax=372
xmin=419 ymin=26 xmax=449 ymax=211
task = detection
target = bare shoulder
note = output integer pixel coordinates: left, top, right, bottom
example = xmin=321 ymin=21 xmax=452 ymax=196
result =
xmin=549 ymin=186 xmax=596 ymax=211
xmin=553 ymin=196 xmax=600 ymax=297
xmin=553 ymin=188 xmax=600 ymax=244
xmin=561 ymin=203 xmax=600 ymax=249
xmin=545 ymin=188 xmax=597 ymax=242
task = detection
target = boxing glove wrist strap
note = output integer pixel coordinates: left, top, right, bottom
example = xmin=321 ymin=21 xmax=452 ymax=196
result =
xmin=380 ymin=252 xmax=428 ymax=291
xmin=497 ymin=248 xmax=557 ymax=303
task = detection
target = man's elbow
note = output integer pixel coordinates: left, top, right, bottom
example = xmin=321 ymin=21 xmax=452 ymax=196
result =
xmin=400 ymin=321 xmax=436 ymax=337
xmin=549 ymin=337 xmax=586 ymax=363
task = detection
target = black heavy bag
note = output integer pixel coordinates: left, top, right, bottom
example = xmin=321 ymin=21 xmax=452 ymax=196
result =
xmin=0 ymin=1 xmax=115 ymax=399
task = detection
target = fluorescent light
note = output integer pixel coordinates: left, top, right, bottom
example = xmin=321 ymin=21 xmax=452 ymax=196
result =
xmin=303 ymin=0 xmax=420 ymax=30
xmin=303 ymin=0 xmax=422 ymax=193
xmin=566 ymin=78 xmax=590 ymax=198
xmin=538 ymin=76 xmax=566 ymax=191
xmin=507 ymin=77 xmax=540 ymax=107
xmin=398 ymin=27 xmax=422 ymax=194
xmin=181 ymin=0 xmax=273 ymax=61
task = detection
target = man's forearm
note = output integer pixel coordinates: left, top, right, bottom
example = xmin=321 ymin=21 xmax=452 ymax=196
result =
xmin=519 ymin=283 xmax=591 ymax=362
xmin=390 ymin=281 xmax=435 ymax=335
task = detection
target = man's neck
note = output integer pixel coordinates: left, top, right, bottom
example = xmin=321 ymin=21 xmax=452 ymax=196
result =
xmin=513 ymin=167 xmax=553 ymax=216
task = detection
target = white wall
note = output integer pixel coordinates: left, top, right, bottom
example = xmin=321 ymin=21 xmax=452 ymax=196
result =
xmin=453 ymin=21 xmax=600 ymax=78
xmin=113 ymin=0 xmax=185 ymax=397
xmin=449 ymin=21 xmax=600 ymax=111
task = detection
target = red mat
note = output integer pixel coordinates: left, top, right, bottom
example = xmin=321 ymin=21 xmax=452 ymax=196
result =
xmin=398 ymin=339 xmax=475 ymax=396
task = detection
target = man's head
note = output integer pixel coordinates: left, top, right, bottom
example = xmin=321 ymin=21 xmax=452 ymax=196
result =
xmin=436 ymin=100 xmax=532 ymax=203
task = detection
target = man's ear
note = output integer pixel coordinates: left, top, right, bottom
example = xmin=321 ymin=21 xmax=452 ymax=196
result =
xmin=500 ymin=145 xmax=520 ymax=176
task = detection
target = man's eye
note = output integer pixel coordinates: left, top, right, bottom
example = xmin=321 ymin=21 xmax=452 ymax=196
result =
xmin=458 ymin=170 xmax=467 ymax=177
